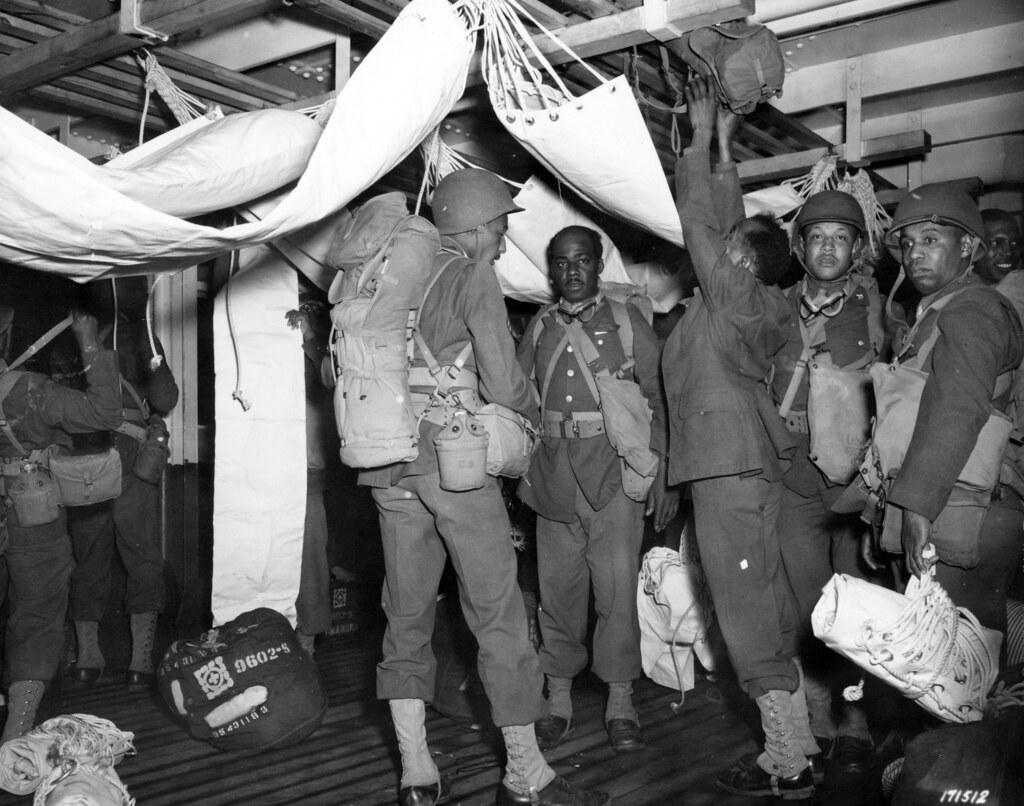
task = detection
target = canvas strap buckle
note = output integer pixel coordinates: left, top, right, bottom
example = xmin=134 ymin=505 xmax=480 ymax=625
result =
xmin=784 ymin=410 xmax=809 ymax=434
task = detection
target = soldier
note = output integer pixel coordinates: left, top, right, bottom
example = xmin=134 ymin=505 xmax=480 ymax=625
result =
xmin=774 ymin=190 xmax=888 ymax=778
xmin=662 ymin=76 xmax=816 ymax=800
xmin=977 ymin=208 xmax=1022 ymax=285
xmin=0 ymin=308 xmax=122 ymax=741
xmin=359 ymin=169 xmax=609 ymax=806
xmin=517 ymin=225 xmax=676 ymax=755
xmin=877 ymin=184 xmax=1024 ymax=635
xmin=68 ymin=296 xmax=178 ymax=692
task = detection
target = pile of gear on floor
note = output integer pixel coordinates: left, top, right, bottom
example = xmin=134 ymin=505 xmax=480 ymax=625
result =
xmin=0 ymin=713 xmax=136 ymax=805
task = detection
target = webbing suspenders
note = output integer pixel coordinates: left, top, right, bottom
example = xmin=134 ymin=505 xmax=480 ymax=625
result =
xmin=0 ymin=370 xmax=29 ymax=457
xmin=115 ymin=377 xmax=150 ymax=442
xmin=410 ymin=254 xmax=475 ymax=400
xmin=530 ymin=298 xmax=635 ymax=412
xmin=0 ymin=314 xmax=75 ymax=458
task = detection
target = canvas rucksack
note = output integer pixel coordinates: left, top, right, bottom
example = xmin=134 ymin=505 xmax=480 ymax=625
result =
xmin=678 ymin=22 xmax=785 ymax=114
xmin=325 ymin=192 xmax=441 ymax=468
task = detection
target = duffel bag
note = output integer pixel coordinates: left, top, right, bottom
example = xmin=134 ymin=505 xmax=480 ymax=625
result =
xmin=157 ymin=608 xmax=327 ymax=752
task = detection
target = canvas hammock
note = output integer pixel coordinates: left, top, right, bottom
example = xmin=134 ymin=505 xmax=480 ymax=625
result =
xmin=0 ymin=0 xmax=476 ymax=281
xmin=475 ymin=0 xmax=684 ymax=247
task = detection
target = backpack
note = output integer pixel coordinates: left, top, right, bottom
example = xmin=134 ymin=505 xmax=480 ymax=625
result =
xmin=157 ymin=608 xmax=327 ymax=753
xmin=680 ymin=22 xmax=785 ymax=114
xmin=325 ymin=192 xmax=441 ymax=468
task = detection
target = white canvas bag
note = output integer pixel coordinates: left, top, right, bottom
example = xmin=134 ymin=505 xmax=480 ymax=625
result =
xmin=637 ymin=545 xmax=715 ymax=698
xmin=812 ymin=570 xmax=1001 ymax=723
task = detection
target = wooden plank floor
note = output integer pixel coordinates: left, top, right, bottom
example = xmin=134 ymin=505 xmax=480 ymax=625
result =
xmin=0 ymin=618 xmax=894 ymax=806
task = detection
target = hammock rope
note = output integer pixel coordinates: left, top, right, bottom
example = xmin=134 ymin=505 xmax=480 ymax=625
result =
xmin=856 ymin=568 xmax=997 ymax=721
xmin=135 ymin=49 xmax=208 ymax=137
xmin=474 ymin=0 xmax=606 ymax=121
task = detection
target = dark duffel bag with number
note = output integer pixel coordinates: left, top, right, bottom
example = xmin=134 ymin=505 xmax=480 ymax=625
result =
xmin=157 ymin=607 xmax=327 ymax=752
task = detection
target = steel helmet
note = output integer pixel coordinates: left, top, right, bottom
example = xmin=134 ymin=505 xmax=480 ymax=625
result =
xmin=431 ymin=169 xmax=523 ymax=235
xmin=883 ymin=183 xmax=986 ymax=254
xmin=794 ymin=190 xmax=866 ymax=236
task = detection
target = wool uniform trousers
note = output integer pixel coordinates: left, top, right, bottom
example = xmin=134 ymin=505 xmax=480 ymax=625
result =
xmin=3 ymin=504 xmax=73 ymax=682
xmin=68 ymin=439 xmax=165 ymax=622
xmin=296 ymin=469 xmax=332 ymax=636
xmin=690 ymin=473 xmax=800 ymax=698
xmin=372 ymin=473 xmax=545 ymax=728
xmin=779 ymin=484 xmax=865 ymax=632
xmin=535 ymin=484 xmax=644 ymax=684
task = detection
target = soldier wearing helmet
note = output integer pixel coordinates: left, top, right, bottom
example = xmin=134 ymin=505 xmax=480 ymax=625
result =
xmin=359 ymin=168 xmax=610 ymax=806
xmin=873 ymin=183 xmax=1024 ymax=638
xmin=772 ymin=188 xmax=889 ymax=780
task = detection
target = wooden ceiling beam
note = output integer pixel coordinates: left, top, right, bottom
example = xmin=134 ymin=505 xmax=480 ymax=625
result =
xmin=464 ymin=0 xmax=752 ymax=86
xmin=289 ymin=0 xmax=392 ymax=39
xmin=0 ymin=0 xmax=298 ymax=125
xmin=736 ymin=130 xmax=931 ymax=185
xmin=0 ymin=0 xmax=284 ymax=101
xmin=557 ymin=0 xmax=620 ymax=18
xmin=773 ymin=21 xmax=1024 ymax=115
xmin=539 ymin=0 xmax=753 ymax=63
xmin=20 ymin=83 xmax=175 ymax=133
xmin=0 ymin=0 xmax=297 ymax=105
xmin=144 ymin=50 xmax=299 ymax=106
xmin=745 ymin=103 xmax=896 ymax=190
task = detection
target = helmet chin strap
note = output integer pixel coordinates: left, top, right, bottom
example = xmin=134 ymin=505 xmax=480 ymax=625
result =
xmin=964 ymin=235 xmax=985 ymax=264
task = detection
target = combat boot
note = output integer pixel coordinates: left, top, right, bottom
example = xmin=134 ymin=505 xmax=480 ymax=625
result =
xmin=717 ymin=690 xmax=815 ymax=800
xmin=1 ymin=680 xmax=44 ymax=743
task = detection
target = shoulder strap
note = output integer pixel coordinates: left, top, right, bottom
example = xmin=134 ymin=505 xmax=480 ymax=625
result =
xmin=0 ymin=370 xmax=30 ymax=457
xmin=562 ymin=323 xmax=604 ymax=405
xmin=120 ymin=375 xmax=149 ymax=417
xmin=896 ymin=288 xmax=966 ymax=366
xmin=531 ymin=303 xmax=559 ymax=352
xmin=606 ymin=299 xmax=635 ymax=370
xmin=831 ymin=276 xmax=886 ymax=372
xmin=862 ymin=276 xmax=885 ymax=356
xmin=536 ymin=300 xmax=638 ymax=411
xmin=531 ymin=306 xmax=567 ymax=410
xmin=4 ymin=314 xmax=74 ymax=373
xmin=411 ymin=254 xmax=475 ymax=393
xmin=358 ymin=214 xmax=418 ymax=297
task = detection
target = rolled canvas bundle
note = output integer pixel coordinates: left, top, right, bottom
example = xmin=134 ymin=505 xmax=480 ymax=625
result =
xmin=812 ymin=570 xmax=1001 ymax=723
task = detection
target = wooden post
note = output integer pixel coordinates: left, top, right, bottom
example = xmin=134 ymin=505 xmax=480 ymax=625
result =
xmin=845 ymin=56 xmax=863 ymax=166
